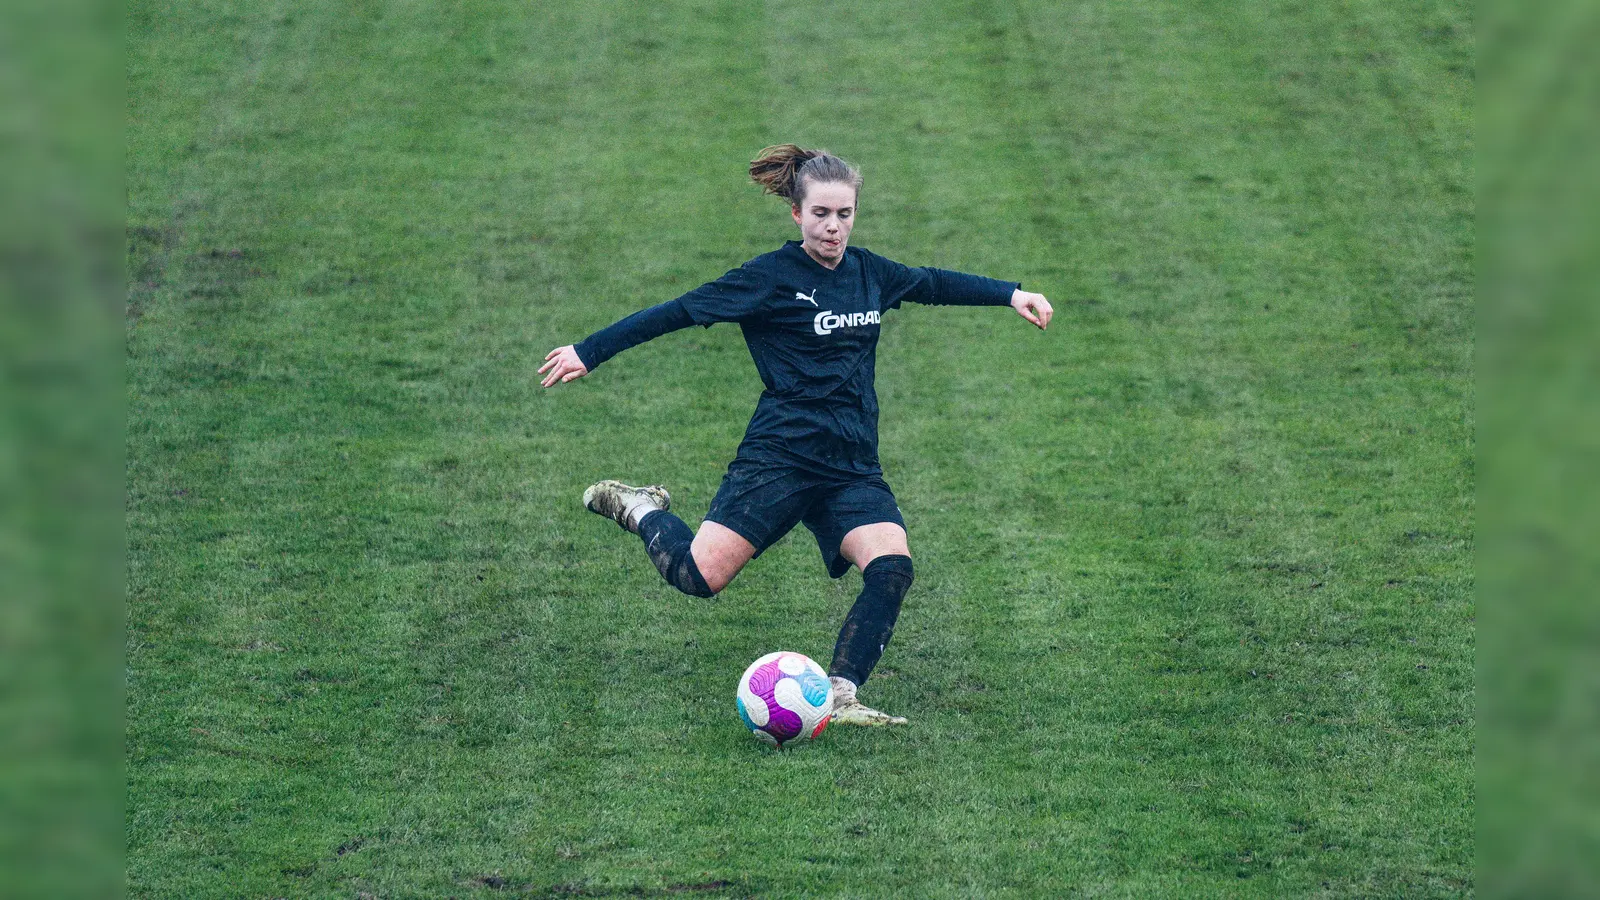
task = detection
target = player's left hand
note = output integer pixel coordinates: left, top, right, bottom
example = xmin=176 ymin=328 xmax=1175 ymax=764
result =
xmin=1010 ymin=290 xmax=1053 ymax=330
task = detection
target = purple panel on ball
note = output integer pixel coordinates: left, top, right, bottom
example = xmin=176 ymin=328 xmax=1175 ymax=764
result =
xmin=745 ymin=659 xmax=783 ymax=698
xmin=745 ymin=659 xmax=803 ymax=741
xmin=765 ymin=706 xmax=803 ymax=742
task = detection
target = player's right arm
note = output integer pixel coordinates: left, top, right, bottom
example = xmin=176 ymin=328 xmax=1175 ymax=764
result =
xmin=540 ymin=298 xmax=696 ymax=388
xmin=541 ymin=261 xmax=773 ymax=389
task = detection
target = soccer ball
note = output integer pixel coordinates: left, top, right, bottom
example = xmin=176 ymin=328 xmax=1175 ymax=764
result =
xmin=736 ymin=651 xmax=833 ymax=748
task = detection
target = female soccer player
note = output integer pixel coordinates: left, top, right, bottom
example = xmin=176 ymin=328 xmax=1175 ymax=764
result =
xmin=540 ymin=145 xmax=1052 ymax=726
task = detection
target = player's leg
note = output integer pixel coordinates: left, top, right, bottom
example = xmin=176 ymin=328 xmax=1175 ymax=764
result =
xmin=635 ymin=513 xmax=754 ymax=597
xmin=583 ymin=465 xmax=803 ymax=597
xmin=583 ymin=479 xmax=721 ymax=596
xmin=838 ymin=520 xmax=911 ymax=571
xmin=687 ymin=521 xmax=757 ymax=594
xmin=803 ymin=478 xmax=913 ymax=726
xmin=829 ymin=522 xmax=912 ymax=726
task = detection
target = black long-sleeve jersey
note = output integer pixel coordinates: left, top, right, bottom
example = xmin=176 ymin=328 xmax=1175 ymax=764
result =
xmin=575 ymin=240 xmax=1018 ymax=477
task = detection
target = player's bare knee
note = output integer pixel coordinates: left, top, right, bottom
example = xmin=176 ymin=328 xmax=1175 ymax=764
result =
xmin=689 ymin=527 xmax=753 ymax=595
xmin=694 ymin=556 xmax=739 ymax=595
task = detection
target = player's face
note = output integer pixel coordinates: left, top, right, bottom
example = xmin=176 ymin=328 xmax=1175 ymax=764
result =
xmin=790 ymin=180 xmax=857 ymax=269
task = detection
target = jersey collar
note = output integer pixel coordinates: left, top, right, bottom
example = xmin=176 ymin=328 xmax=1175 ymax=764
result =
xmin=785 ymin=240 xmax=852 ymax=277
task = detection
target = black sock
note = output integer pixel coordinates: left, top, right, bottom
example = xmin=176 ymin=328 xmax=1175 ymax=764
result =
xmin=829 ymin=555 xmax=913 ymax=687
xmin=637 ymin=510 xmax=714 ymax=597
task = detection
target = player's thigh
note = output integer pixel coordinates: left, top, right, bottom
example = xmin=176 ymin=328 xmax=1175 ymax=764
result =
xmin=691 ymin=520 xmax=758 ymax=593
xmin=839 ymin=521 xmax=910 ymax=571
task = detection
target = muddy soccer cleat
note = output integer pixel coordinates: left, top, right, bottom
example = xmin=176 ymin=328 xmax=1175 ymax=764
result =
xmin=828 ymin=676 xmax=908 ymax=726
xmin=830 ymin=699 xmax=909 ymax=727
xmin=582 ymin=480 xmax=670 ymax=533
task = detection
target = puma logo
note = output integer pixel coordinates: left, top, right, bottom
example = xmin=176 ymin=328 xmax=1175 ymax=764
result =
xmin=796 ymin=289 xmax=818 ymax=307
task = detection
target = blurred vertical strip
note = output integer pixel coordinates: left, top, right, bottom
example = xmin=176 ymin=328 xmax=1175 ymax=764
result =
xmin=0 ymin=0 xmax=122 ymax=896
xmin=1479 ymin=0 xmax=1600 ymax=896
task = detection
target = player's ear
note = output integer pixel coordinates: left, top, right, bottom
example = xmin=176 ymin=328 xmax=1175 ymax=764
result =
xmin=790 ymin=204 xmax=803 ymax=227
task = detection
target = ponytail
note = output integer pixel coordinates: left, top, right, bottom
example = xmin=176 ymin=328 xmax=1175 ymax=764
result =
xmin=749 ymin=144 xmax=862 ymax=206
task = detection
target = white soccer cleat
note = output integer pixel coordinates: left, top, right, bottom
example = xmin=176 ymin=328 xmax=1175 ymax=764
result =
xmin=582 ymin=480 xmax=670 ymax=533
xmin=830 ymin=699 xmax=908 ymax=727
xmin=828 ymin=676 xmax=907 ymax=726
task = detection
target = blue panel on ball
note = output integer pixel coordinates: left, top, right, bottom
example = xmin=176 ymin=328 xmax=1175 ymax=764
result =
xmin=736 ymin=695 xmax=757 ymax=732
xmin=797 ymin=671 xmax=828 ymax=708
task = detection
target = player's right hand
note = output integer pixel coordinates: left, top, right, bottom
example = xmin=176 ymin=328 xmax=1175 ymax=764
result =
xmin=539 ymin=345 xmax=590 ymax=387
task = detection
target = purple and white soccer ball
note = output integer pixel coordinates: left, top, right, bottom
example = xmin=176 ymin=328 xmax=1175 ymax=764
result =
xmin=736 ymin=651 xmax=833 ymax=749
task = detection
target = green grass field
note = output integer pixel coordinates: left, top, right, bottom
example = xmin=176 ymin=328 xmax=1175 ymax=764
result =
xmin=126 ymin=0 xmax=1473 ymax=896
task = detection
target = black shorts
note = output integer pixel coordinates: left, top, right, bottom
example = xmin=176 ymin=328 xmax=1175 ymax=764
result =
xmin=704 ymin=458 xmax=906 ymax=578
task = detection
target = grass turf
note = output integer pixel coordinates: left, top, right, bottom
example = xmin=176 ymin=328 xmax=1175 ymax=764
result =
xmin=126 ymin=0 xmax=1473 ymax=896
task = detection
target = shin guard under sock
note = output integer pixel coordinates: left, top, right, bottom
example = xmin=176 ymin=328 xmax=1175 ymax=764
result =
xmin=829 ymin=555 xmax=914 ymax=686
xmin=637 ymin=509 xmax=715 ymax=598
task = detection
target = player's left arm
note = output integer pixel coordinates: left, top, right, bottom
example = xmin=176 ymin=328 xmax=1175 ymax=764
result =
xmin=865 ymin=251 xmax=1048 ymax=329
xmin=1010 ymin=289 xmax=1053 ymax=330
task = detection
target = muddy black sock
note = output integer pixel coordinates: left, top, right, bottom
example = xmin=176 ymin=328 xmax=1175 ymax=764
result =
xmin=637 ymin=509 xmax=714 ymax=598
xmin=829 ymin=555 xmax=913 ymax=686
